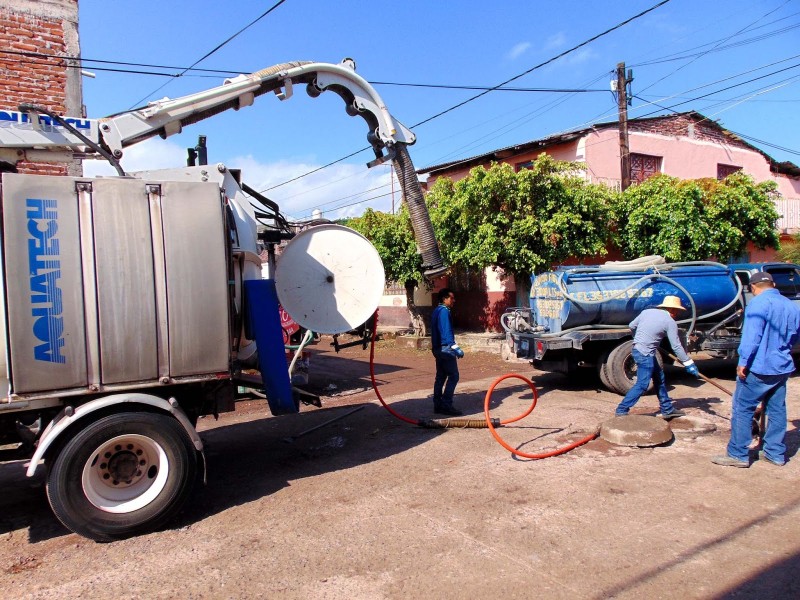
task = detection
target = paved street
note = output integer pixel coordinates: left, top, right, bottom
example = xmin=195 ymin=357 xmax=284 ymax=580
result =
xmin=1 ymin=339 xmax=799 ymax=599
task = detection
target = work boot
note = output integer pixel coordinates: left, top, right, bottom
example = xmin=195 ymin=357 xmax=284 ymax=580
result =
xmin=711 ymin=455 xmax=750 ymax=468
xmin=757 ymin=450 xmax=785 ymax=466
xmin=658 ymin=409 xmax=686 ymax=420
xmin=435 ymin=405 xmax=463 ymax=417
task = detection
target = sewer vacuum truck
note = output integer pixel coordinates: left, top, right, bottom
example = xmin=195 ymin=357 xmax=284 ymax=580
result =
xmin=500 ymin=258 xmax=800 ymax=394
xmin=0 ymin=60 xmax=444 ymax=541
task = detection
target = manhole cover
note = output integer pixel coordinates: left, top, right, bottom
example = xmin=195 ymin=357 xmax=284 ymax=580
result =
xmin=599 ymin=415 xmax=673 ymax=447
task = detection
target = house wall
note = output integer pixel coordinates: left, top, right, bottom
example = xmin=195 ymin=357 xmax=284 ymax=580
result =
xmin=425 ymin=140 xmax=580 ymax=186
xmin=419 ymin=115 xmax=800 ymax=332
xmin=0 ymin=0 xmax=82 ymax=175
xmin=583 ymin=126 xmax=800 ymax=230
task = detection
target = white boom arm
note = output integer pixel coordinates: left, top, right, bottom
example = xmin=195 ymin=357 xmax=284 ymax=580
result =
xmin=0 ymin=58 xmax=445 ymax=276
xmin=0 ymin=59 xmax=414 ymax=167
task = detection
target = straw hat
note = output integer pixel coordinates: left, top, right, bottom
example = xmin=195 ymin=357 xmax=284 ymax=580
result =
xmin=656 ymin=295 xmax=686 ymax=311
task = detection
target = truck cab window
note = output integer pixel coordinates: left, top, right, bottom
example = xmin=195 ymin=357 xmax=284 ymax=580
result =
xmin=767 ymin=268 xmax=800 ymax=298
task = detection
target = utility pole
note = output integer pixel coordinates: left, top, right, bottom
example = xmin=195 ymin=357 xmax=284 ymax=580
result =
xmin=616 ymin=62 xmax=633 ymax=191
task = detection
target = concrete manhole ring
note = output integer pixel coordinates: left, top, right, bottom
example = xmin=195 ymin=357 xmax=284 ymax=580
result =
xmin=667 ymin=415 xmax=717 ymax=436
xmin=599 ymin=415 xmax=673 ymax=447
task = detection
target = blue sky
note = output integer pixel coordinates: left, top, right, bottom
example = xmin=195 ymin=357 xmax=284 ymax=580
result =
xmin=78 ymin=0 xmax=800 ymax=221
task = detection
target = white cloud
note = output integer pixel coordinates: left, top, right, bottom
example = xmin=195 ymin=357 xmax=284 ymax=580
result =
xmin=544 ymin=32 xmax=566 ymax=51
xmin=506 ymin=42 xmax=531 ymax=60
xmin=83 ymin=138 xmax=187 ymax=176
xmin=226 ymin=154 xmax=396 ymax=221
xmin=562 ymin=48 xmax=596 ymax=65
xmin=84 ymin=140 xmax=399 ymax=222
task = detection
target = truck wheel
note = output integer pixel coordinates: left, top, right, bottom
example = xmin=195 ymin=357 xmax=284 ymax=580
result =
xmin=46 ymin=412 xmax=197 ymax=542
xmin=607 ymin=341 xmax=663 ymax=396
xmin=597 ymin=349 xmax=618 ymax=393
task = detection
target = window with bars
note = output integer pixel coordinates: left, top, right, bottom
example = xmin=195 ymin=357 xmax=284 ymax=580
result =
xmin=630 ymin=153 xmax=662 ymax=184
xmin=383 ymin=281 xmax=405 ymax=296
xmin=515 ymin=160 xmax=534 ymax=172
xmin=717 ymin=164 xmax=741 ymax=180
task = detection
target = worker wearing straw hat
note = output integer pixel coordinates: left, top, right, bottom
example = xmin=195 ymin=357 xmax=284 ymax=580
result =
xmin=615 ymin=295 xmax=701 ymax=419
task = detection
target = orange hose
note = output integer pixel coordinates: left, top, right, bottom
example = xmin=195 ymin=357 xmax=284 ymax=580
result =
xmin=369 ymin=310 xmax=598 ymax=458
xmin=483 ymin=373 xmax=598 ymax=459
xmin=369 ymin=310 xmax=419 ymax=425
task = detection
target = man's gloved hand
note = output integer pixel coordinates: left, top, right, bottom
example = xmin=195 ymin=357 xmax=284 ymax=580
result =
xmin=451 ymin=344 xmax=465 ymax=359
xmin=683 ymin=359 xmax=700 ymax=378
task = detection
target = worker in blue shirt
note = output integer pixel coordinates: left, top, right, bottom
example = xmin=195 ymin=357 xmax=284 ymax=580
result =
xmin=615 ymin=295 xmax=701 ymax=419
xmin=431 ymin=288 xmax=464 ymax=416
xmin=713 ymin=271 xmax=800 ymax=468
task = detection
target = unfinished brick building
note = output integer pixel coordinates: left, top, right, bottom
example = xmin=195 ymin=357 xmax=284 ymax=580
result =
xmin=0 ymin=0 xmax=82 ymax=175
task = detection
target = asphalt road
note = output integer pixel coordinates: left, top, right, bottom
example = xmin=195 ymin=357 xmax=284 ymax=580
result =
xmin=1 ymin=338 xmax=799 ymax=599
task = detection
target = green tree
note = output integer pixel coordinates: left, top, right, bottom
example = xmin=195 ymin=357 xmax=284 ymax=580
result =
xmin=777 ymin=233 xmax=800 ymax=263
xmin=426 ymin=156 xmax=614 ymax=290
xmin=613 ymin=172 xmax=781 ymax=261
xmin=344 ymin=206 xmax=429 ymax=333
xmin=700 ymin=171 xmax=781 ymax=259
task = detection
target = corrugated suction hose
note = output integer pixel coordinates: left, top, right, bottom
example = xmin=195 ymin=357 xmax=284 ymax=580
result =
xmin=391 ymin=143 xmax=446 ymax=278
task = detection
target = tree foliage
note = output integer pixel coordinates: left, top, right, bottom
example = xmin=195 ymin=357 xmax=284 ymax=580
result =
xmin=613 ymin=172 xmax=781 ymax=261
xmin=425 ymin=156 xmax=614 ymax=283
xmin=343 ymin=205 xmax=425 ymax=287
xmin=777 ymin=233 xmax=800 ymax=263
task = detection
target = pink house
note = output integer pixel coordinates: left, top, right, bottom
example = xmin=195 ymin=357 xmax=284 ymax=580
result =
xmin=397 ymin=112 xmax=800 ymax=332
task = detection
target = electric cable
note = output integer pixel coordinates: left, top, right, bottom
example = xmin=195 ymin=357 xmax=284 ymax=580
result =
xmin=128 ymin=0 xmax=289 ymax=109
xmin=637 ymin=0 xmax=793 ymax=95
xmin=261 ymin=1 xmax=672 ymax=192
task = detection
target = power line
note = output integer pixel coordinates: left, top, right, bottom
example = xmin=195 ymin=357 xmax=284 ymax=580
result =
xmin=127 ymin=0 xmax=288 ymax=109
xmin=637 ymin=0 xmax=793 ymax=95
xmin=729 ymin=131 xmax=800 ymax=157
xmin=635 ymin=62 xmax=800 ymax=118
xmin=630 ymin=11 xmax=800 ymax=68
xmin=631 ymin=22 xmax=800 ymax=68
xmin=411 ymin=0 xmax=672 ymax=129
xmin=264 ymin=1 xmax=672 ymax=194
xmin=369 ymin=82 xmax=606 ymax=93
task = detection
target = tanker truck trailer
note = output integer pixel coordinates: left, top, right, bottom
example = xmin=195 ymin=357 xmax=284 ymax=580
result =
xmin=500 ymin=259 xmax=800 ymax=394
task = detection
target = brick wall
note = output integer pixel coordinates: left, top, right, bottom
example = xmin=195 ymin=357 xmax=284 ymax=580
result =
xmin=629 ymin=114 xmax=752 ymax=151
xmin=0 ymin=0 xmax=81 ymax=175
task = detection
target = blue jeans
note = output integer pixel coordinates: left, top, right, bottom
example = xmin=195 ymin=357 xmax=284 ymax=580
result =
xmin=615 ymin=349 xmax=674 ymax=415
xmin=727 ymin=371 xmax=788 ymax=463
xmin=433 ymin=352 xmax=459 ymax=408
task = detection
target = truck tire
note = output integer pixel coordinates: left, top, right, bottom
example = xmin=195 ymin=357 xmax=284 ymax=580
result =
xmin=597 ymin=349 xmax=618 ymax=393
xmin=607 ymin=341 xmax=663 ymax=396
xmin=46 ymin=411 xmax=197 ymax=542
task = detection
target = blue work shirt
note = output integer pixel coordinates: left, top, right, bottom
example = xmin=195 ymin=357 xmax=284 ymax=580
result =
xmin=738 ymin=288 xmax=800 ymax=375
xmin=431 ymin=304 xmax=455 ymax=352
xmin=629 ymin=308 xmax=690 ymax=363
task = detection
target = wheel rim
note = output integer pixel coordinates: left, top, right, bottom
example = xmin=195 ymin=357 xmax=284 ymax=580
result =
xmin=82 ymin=434 xmax=170 ymax=514
xmin=623 ymin=353 xmax=639 ymax=387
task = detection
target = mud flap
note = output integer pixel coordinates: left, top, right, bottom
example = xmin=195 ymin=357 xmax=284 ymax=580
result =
xmin=243 ymin=279 xmax=297 ymax=415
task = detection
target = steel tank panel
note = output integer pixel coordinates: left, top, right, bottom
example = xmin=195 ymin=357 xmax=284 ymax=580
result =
xmin=2 ymin=174 xmax=88 ymax=393
xmin=160 ymin=181 xmax=229 ymax=376
xmin=92 ymin=179 xmax=158 ymax=384
xmin=530 ymin=265 xmax=739 ymax=333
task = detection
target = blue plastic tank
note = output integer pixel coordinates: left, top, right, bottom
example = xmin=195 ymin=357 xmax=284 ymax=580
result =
xmin=530 ymin=264 xmax=740 ymax=333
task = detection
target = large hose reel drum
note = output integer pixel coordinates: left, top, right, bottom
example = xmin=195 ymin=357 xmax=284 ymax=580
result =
xmin=274 ymin=224 xmax=385 ymax=334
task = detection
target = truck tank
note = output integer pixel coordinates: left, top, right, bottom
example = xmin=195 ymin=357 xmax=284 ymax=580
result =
xmin=530 ymin=263 xmax=741 ymax=333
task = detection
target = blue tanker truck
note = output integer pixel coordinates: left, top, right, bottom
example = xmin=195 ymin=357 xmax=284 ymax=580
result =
xmin=501 ymin=258 xmax=800 ymax=394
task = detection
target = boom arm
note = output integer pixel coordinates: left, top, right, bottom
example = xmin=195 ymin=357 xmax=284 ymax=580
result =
xmin=0 ymin=58 xmax=445 ymax=275
xmin=0 ymin=60 xmax=413 ymax=165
